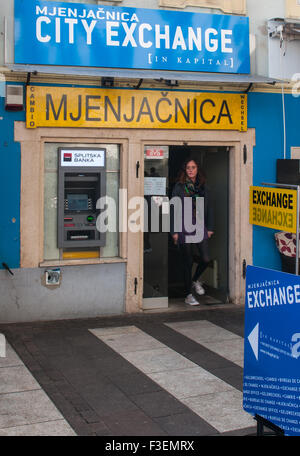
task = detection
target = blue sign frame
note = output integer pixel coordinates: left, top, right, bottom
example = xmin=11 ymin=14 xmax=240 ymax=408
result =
xmin=14 ymin=0 xmax=250 ymax=74
xmin=243 ymin=265 xmax=300 ymax=436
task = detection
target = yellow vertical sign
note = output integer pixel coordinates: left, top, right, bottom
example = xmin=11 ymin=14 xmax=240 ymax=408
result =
xmin=26 ymin=85 xmax=247 ymax=131
xmin=249 ymin=186 xmax=298 ymax=233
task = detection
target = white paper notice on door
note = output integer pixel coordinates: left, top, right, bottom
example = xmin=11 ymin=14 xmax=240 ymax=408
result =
xmin=144 ymin=177 xmax=166 ymax=195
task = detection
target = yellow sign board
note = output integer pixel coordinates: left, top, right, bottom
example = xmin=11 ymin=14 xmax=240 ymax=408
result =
xmin=26 ymin=86 xmax=247 ymax=131
xmin=249 ymin=186 xmax=298 ymax=233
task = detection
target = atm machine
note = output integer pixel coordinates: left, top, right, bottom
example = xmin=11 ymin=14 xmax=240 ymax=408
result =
xmin=57 ymin=147 xmax=106 ymax=250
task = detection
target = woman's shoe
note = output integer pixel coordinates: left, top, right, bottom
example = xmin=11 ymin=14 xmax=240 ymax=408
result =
xmin=193 ymin=281 xmax=205 ymax=295
xmin=185 ymin=294 xmax=200 ymax=306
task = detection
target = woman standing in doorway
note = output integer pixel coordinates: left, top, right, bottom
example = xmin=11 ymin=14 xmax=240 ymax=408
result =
xmin=171 ymin=157 xmax=214 ymax=306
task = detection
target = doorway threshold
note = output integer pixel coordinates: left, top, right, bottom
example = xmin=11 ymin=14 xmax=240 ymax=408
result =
xmin=142 ymin=295 xmax=230 ymax=314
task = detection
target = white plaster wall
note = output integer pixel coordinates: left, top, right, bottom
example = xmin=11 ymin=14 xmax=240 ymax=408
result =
xmin=247 ymin=0 xmax=285 ymax=76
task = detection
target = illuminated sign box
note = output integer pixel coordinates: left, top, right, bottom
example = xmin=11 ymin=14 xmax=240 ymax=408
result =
xmin=243 ymin=265 xmax=300 ymax=436
xmin=15 ymin=0 xmax=250 ymax=73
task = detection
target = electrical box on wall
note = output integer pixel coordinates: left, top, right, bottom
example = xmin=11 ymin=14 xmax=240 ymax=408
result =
xmin=45 ymin=268 xmax=61 ymax=286
xmin=57 ymin=148 xmax=106 ymax=249
xmin=268 ymin=19 xmax=300 ymax=79
xmin=5 ymin=85 xmax=24 ymax=111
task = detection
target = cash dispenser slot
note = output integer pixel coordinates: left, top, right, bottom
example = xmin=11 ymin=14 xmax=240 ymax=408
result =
xmin=67 ymin=230 xmax=95 ymax=241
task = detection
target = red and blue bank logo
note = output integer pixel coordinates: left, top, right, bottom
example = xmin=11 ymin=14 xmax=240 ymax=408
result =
xmin=63 ymin=152 xmax=72 ymax=162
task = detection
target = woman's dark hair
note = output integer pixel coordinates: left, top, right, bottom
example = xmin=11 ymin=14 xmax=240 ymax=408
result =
xmin=178 ymin=157 xmax=206 ymax=185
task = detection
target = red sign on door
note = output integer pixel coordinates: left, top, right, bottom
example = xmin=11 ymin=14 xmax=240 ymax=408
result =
xmin=145 ymin=148 xmax=164 ymax=159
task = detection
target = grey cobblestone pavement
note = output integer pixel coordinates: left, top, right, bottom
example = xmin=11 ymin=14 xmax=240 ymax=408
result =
xmin=0 ymin=304 xmax=260 ymax=437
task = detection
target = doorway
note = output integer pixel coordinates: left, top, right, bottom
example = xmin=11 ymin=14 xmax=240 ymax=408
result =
xmin=143 ymin=144 xmax=229 ymax=309
xmin=168 ymin=146 xmax=229 ymax=305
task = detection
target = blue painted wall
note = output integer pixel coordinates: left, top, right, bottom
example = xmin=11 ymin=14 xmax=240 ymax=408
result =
xmin=0 ymin=84 xmax=25 ymax=270
xmin=248 ymin=92 xmax=300 ymax=271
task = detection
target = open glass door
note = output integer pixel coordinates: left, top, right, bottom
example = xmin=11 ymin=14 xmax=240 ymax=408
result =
xmin=201 ymin=147 xmax=229 ymax=302
xmin=143 ymin=146 xmax=169 ymax=309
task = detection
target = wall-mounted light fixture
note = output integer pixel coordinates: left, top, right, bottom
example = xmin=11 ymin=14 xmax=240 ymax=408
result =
xmin=5 ymin=85 xmax=24 ymax=111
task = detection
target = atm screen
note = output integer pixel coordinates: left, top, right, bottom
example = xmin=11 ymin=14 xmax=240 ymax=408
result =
xmin=67 ymin=194 xmax=89 ymax=211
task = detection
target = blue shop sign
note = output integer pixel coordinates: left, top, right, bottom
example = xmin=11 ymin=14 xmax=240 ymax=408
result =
xmin=243 ymin=265 xmax=300 ymax=436
xmin=14 ymin=0 xmax=250 ymax=74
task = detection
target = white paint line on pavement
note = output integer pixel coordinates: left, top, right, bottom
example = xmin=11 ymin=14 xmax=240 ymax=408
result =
xmin=89 ymin=325 xmax=253 ymax=433
xmin=165 ymin=320 xmax=244 ymax=367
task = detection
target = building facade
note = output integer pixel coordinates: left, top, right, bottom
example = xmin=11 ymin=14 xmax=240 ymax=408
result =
xmin=0 ymin=0 xmax=300 ymax=322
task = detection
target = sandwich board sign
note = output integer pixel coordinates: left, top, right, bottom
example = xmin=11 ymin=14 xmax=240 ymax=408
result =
xmin=243 ymin=265 xmax=300 ymax=436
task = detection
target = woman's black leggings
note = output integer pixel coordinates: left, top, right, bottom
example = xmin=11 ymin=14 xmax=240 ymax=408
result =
xmin=178 ymin=240 xmax=210 ymax=295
